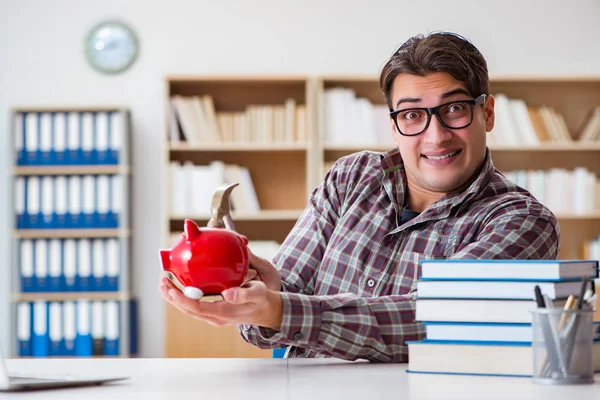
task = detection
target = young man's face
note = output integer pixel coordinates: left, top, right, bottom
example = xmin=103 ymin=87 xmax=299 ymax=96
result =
xmin=389 ymin=72 xmax=495 ymax=195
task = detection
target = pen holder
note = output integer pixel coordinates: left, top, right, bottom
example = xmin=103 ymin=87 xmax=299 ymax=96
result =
xmin=530 ymin=308 xmax=595 ymax=385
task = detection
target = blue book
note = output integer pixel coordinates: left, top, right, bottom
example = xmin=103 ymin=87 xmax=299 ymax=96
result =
xmin=419 ymin=259 xmax=599 ymax=281
xmin=16 ymin=302 xmax=32 ymax=357
xmin=32 ymin=301 xmax=49 ymax=357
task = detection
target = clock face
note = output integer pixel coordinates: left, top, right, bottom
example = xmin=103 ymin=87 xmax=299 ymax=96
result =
xmin=85 ymin=21 xmax=139 ymax=74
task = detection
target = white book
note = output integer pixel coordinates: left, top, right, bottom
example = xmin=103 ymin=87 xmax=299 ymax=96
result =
xmin=419 ymin=259 xmax=598 ymax=280
xmin=415 ymin=298 xmax=566 ymax=324
xmin=424 ymin=322 xmax=533 ymax=342
xmin=416 ymin=280 xmax=582 ymax=300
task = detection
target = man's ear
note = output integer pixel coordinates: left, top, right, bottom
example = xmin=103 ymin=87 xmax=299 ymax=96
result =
xmin=484 ymin=94 xmax=495 ymax=132
xmin=390 ymin=117 xmax=401 ymax=147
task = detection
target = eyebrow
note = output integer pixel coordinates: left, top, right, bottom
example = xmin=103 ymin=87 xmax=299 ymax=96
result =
xmin=394 ymin=88 xmax=471 ymax=109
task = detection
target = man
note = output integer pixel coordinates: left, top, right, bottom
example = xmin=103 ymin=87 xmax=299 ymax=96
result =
xmin=159 ymin=31 xmax=559 ymax=362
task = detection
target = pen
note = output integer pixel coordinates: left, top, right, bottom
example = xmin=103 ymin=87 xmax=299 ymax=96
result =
xmin=534 ymin=285 xmax=545 ymax=308
xmin=557 ymin=295 xmax=576 ymax=332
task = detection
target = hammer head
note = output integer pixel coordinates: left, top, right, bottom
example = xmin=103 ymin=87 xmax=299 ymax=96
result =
xmin=207 ymin=182 xmax=238 ymax=230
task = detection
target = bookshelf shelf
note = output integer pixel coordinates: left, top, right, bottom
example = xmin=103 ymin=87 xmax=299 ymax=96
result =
xmin=12 ymin=292 xmax=132 ymax=302
xmin=13 ymin=229 xmax=130 ymax=239
xmin=555 ymin=212 xmax=600 ymax=220
xmin=14 ymin=166 xmax=131 ymax=176
xmin=169 ymin=143 xmax=309 ymax=152
xmin=488 ymin=143 xmax=600 ymax=151
xmin=170 ymin=209 xmax=304 ymax=222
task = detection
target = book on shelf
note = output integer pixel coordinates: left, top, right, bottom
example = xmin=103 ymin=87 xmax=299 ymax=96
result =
xmin=420 ymin=259 xmax=599 ymax=281
xmin=502 ymin=167 xmax=598 ymax=215
xmin=169 ymin=95 xmax=307 ymax=145
xmin=169 ymin=160 xmax=260 ymax=216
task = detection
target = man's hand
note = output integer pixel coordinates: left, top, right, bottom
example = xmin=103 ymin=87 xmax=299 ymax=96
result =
xmin=158 ymin=276 xmax=283 ymax=330
xmin=246 ymin=248 xmax=282 ymax=292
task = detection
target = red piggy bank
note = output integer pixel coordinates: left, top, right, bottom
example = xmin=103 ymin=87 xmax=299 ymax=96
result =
xmin=159 ymin=219 xmax=249 ymax=300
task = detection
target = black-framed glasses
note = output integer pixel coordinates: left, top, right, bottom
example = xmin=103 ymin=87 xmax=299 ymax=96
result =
xmin=390 ymin=94 xmax=487 ymax=136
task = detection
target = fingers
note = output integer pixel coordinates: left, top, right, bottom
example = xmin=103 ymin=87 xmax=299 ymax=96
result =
xmin=222 ymin=280 xmax=266 ymax=304
xmin=243 ymin=268 xmax=258 ymax=284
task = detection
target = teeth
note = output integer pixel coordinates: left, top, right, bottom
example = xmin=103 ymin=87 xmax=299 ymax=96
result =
xmin=425 ymin=150 xmax=459 ymax=160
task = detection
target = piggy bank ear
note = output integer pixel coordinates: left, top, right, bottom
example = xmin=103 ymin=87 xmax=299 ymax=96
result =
xmin=241 ymin=235 xmax=248 ymax=246
xmin=184 ymin=219 xmax=201 ymax=241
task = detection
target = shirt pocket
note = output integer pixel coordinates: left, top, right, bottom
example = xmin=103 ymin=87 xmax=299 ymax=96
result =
xmin=386 ymin=251 xmax=446 ymax=295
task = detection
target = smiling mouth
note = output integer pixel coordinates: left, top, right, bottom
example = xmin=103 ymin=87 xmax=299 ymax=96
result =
xmin=422 ymin=149 xmax=462 ymax=160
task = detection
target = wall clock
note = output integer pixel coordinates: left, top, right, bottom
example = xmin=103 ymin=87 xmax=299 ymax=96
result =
xmin=85 ymin=20 xmax=139 ymax=74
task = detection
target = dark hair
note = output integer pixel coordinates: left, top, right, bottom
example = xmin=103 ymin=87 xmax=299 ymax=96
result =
xmin=379 ymin=31 xmax=489 ymax=110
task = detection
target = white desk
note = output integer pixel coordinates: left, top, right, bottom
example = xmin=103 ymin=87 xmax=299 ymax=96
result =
xmin=3 ymin=357 xmax=600 ymax=399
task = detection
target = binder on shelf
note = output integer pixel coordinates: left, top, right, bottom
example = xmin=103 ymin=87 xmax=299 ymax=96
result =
xmin=106 ymin=239 xmax=120 ymax=291
xmin=34 ymin=240 xmax=48 ymax=292
xmin=32 ymin=301 xmax=49 ymax=357
xmin=75 ymin=300 xmax=92 ymax=356
xmin=68 ymin=176 xmax=82 ymax=228
xmin=67 ymin=112 xmax=80 ymax=165
xmin=62 ymin=301 xmax=76 ymax=356
xmin=15 ymin=176 xmax=26 ymax=229
xmin=48 ymin=239 xmax=62 ymax=292
xmin=62 ymin=239 xmax=78 ymax=292
xmin=25 ymin=112 xmax=38 ymax=165
xmin=109 ymin=111 xmax=122 ymax=165
xmin=53 ymin=112 xmax=67 ymax=165
xmin=109 ymin=175 xmax=122 ymax=228
xmin=92 ymin=239 xmax=106 ymax=291
xmin=39 ymin=112 xmax=52 ymax=165
xmin=55 ymin=176 xmax=68 ymax=229
xmin=104 ymin=300 xmax=119 ymax=356
xmin=95 ymin=111 xmax=110 ymax=164
xmin=48 ymin=302 xmax=62 ymax=357
xmin=16 ymin=302 xmax=32 ymax=357
xmin=82 ymin=175 xmax=95 ymax=228
xmin=40 ymin=177 xmax=53 ymax=229
xmin=27 ymin=176 xmax=40 ymax=229
xmin=77 ymin=239 xmax=92 ymax=291
xmin=91 ymin=301 xmax=104 ymax=356
xmin=14 ymin=112 xmax=26 ymax=166
xmin=20 ymin=239 xmax=35 ymax=292
xmin=81 ymin=112 xmax=94 ymax=165
xmin=97 ymin=175 xmax=110 ymax=228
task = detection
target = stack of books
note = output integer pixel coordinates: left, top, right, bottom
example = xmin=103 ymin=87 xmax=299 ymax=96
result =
xmin=407 ymin=259 xmax=599 ymax=377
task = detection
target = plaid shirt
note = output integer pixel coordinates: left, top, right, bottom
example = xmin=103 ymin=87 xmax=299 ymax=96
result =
xmin=240 ymin=147 xmax=560 ymax=362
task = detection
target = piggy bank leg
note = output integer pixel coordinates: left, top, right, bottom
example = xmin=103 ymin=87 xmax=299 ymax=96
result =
xmin=183 ymin=286 xmax=204 ymax=300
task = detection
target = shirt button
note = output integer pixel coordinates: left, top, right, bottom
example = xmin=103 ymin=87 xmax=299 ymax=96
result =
xmin=293 ymin=332 xmax=304 ymax=341
xmin=367 ymin=279 xmax=376 ymax=288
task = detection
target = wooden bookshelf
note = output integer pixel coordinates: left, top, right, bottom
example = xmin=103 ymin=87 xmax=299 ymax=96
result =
xmin=163 ymin=75 xmax=600 ymax=358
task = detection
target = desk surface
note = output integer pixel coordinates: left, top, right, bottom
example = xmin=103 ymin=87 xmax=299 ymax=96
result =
xmin=3 ymin=357 xmax=600 ymax=399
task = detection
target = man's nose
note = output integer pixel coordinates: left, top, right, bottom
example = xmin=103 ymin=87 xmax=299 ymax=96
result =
xmin=422 ymin=114 xmax=453 ymax=145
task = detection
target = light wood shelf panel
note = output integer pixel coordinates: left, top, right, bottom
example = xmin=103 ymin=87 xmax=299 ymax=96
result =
xmin=12 ymin=106 xmax=128 ymax=113
xmin=14 ymin=166 xmax=131 ymax=176
xmin=170 ymin=209 xmax=303 ymax=222
xmin=13 ymin=229 xmax=130 ymax=239
xmin=169 ymin=143 xmax=309 ymax=152
xmin=12 ymin=292 xmax=132 ymax=302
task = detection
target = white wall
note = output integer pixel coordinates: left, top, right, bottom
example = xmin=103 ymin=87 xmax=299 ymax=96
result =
xmin=1 ymin=0 xmax=599 ymax=358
